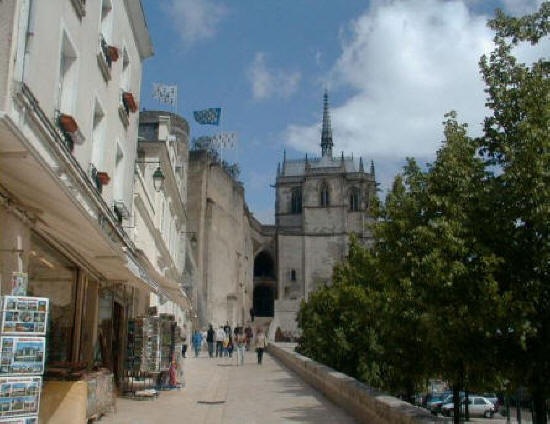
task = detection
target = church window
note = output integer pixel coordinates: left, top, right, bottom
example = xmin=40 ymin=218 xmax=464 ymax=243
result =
xmin=290 ymin=269 xmax=296 ymax=281
xmin=291 ymin=187 xmax=302 ymax=214
xmin=320 ymin=182 xmax=329 ymax=207
xmin=349 ymin=187 xmax=360 ymax=212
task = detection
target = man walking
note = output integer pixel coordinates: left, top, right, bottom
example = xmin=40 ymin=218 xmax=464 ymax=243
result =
xmin=206 ymin=325 xmax=215 ymax=358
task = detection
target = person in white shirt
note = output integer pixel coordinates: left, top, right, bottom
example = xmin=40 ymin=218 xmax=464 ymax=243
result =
xmin=215 ymin=326 xmax=226 ymax=358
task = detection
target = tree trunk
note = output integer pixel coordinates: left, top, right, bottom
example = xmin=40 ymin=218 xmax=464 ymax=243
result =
xmin=453 ymin=385 xmax=461 ymax=424
xmin=464 ymin=390 xmax=470 ymax=421
xmin=532 ymin=389 xmax=547 ymax=424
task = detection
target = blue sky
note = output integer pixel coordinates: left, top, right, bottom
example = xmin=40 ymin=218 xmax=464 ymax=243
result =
xmin=140 ymin=0 xmax=546 ymax=224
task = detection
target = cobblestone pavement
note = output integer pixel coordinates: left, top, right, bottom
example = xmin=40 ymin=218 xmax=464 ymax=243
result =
xmin=100 ymin=349 xmax=356 ymax=424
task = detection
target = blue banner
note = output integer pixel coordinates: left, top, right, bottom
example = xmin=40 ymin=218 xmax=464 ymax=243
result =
xmin=193 ymin=108 xmax=221 ymax=125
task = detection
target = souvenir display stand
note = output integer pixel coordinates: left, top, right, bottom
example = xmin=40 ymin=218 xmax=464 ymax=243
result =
xmin=0 ymin=296 xmax=49 ymax=423
xmin=123 ymin=317 xmax=160 ymax=399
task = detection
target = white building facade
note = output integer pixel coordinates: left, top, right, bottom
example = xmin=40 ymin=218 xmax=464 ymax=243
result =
xmin=0 ymin=0 xmax=189 ymax=403
xmin=134 ymin=111 xmax=196 ymax=336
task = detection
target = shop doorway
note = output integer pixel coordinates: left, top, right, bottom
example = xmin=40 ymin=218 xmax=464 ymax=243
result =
xmin=253 ymin=285 xmax=274 ymax=317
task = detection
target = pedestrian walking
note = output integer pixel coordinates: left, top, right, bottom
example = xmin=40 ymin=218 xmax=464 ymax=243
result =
xmin=192 ymin=330 xmax=203 ymax=358
xmin=254 ymin=327 xmax=267 ymax=365
xmin=236 ymin=327 xmax=246 ymax=366
xmin=181 ymin=335 xmax=188 ymax=358
xmin=206 ymin=324 xmax=215 ymax=358
xmin=227 ymin=333 xmax=234 ymax=358
xmin=222 ymin=331 xmax=229 ymax=357
xmin=215 ymin=326 xmax=225 ymax=357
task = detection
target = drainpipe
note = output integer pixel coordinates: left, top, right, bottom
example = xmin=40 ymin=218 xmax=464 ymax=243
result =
xmin=14 ymin=0 xmax=35 ymax=83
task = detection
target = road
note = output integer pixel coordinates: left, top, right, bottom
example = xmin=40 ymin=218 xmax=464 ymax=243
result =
xmin=100 ymin=349 xmax=356 ymax=424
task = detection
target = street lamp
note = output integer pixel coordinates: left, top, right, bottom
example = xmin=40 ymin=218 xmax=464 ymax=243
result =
xmin=152 ymin=166 xmax=165 ymax=192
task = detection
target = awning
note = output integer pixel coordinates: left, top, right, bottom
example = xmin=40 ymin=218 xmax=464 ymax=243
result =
xmin=132 ymin=250 xmax=190 ymax=310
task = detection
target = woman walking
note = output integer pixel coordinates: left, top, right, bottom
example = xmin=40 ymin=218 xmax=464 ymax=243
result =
xmin=236 ymin=328 xmax=246 ymax=366
xmin=254 ymin=327 xmax=267 ymax=365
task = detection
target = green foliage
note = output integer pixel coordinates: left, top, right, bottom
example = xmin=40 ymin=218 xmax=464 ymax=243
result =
xmin=297 ymin=4 xmax=549 ymax=417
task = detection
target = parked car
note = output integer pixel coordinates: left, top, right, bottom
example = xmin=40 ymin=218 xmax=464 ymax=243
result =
xmin=426 ymin=394 xmax=447 ymax=413
xmin=481 ymin=393 xmax=500 ymax=412
xmin=441 ymin=396 xmax=495 ymax=418
xmin=430 ymin=393 xmax=454 ymax=415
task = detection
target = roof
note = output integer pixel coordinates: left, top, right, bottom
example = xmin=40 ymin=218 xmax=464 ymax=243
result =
xmin=281 ymin=156 xmax=360 ymax=177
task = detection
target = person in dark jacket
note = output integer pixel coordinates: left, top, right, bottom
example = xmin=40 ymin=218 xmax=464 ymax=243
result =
xmin=206 ymin=324 xmax=215 ymax=358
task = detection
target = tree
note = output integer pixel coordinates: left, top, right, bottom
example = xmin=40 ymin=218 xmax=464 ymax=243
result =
xmin=479 ymin=4 xmax=550 ymax=422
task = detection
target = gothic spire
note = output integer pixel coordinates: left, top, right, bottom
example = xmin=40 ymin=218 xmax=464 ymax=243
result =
xmin=359 ymin=157 xmax=364 ymax=172
xmin=321 ymin=89 xmax=333 ymax=157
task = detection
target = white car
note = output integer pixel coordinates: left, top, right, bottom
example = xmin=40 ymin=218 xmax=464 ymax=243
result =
xmin=441 ymin=396 xmax=495 ymax=418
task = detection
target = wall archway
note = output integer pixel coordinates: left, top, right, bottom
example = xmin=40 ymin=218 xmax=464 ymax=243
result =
xmin=253 ymin=285 xmax=274 ymax=317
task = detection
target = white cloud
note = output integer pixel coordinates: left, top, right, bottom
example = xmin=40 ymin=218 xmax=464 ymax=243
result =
xmin=248 ymin=52 xmax=301 ymax=100
xmin=284 ymin=0 xmax=547 ymax=193
xmin=162 ymin=0 xmax=227 ymax=46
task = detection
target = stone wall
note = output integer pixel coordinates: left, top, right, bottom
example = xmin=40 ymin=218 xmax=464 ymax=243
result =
xmin=267 ymin=343 xmax=449 ymax=424
xmin=188 ymin=150 xmax=255 ymax=328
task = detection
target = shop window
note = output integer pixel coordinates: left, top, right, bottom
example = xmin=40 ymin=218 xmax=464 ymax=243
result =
xmin=28 ymin=234 xmax=77 ymax=365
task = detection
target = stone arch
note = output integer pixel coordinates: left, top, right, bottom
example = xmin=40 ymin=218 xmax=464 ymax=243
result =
xmin=253 ymin=250 xmax=276 ymax=317
xmin=254 ymin=250 xmax=274 ymax=278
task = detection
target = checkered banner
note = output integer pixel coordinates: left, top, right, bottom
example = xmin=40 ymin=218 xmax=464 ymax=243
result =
xmin=212 ymin=132 xmax=238 ymax=149
xmin=193 ymin=108 xmax=221 ymax=125
xmin=153 ymin=83 xmax=177 ymax=106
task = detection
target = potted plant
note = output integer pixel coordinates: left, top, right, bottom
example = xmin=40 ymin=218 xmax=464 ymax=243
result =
xmin=122 ymin=92 xmax=137 ymax=113
xmin=59 ymin=114 xmax=78 ymax=133
xmin=96 ymin=172 xmax=110 ymax=185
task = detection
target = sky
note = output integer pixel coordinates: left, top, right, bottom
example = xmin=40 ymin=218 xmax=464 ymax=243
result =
xmin=140 ymin=0 xmax=547 ymax=224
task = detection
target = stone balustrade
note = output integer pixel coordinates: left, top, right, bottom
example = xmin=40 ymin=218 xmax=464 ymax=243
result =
xmin=267 ymin=343 xmax=450 ymax=424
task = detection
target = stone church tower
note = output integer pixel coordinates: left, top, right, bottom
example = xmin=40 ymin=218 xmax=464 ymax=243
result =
xmin=269 ymin=91 xmax=377 ymax=336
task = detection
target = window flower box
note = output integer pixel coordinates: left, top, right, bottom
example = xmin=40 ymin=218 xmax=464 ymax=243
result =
xmin=96 ymin=172 xmax=110 ymax=185
xmin=56 ymin=113 xmax=85 ymax=152
xmin=59 ymin=114 xmax=78 ymax=133
xmin=107 ymin=46 xmax=119 ymax=62
xmin=122 ymin=92 xmax=138 ymax=113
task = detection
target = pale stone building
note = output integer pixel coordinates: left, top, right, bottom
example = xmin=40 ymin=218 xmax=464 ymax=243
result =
xmin=187 ymin=149 xmax=262 ymax=329
xmin=265 ymin=92 xmax=377 ymax=336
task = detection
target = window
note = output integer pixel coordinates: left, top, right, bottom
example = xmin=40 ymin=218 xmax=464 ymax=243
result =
xmin=91 ymin=99 xmax=105 ymax=169
xmin=349 ymin=187 xmax=360 ymax=212
xmin=121 ymin=48 xmax=130 ymax=91
xmin=290 ymin=187 xmax=302 ymax=214
xmin=290 ymin=269 xmax=296 ymax=281
xmin=100 ymin=0 xmax=113 ymax=43
xmin=113 ymin=142 xmax=125 ymax=202
xmin=474 ymin=398 xmax=486 ymax=405
xmin=28 ymin=234 xmax=77 ymax=365
xmin=56 ymin=31 xmax=78 ymax=114
xmin=320 ymin=182 xmax=329 ymax=207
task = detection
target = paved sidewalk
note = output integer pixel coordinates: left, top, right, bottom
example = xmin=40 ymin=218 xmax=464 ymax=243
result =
xmin=100 ymin=350 xmax=356 ymax=424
